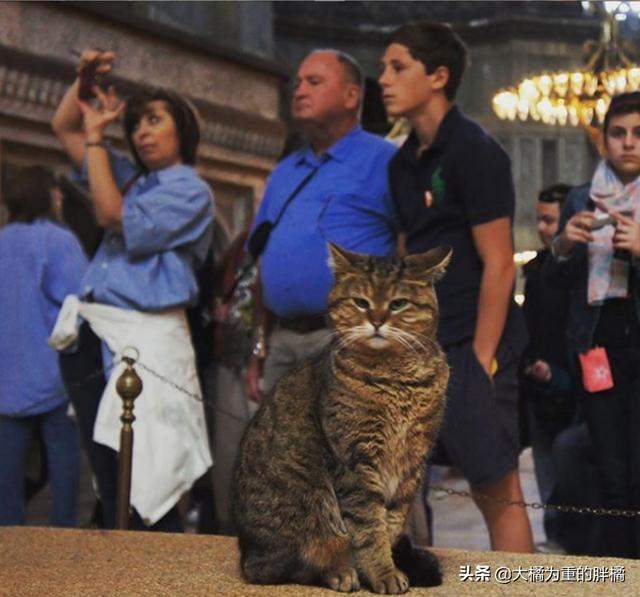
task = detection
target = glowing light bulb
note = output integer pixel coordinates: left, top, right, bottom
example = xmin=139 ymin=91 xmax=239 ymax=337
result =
xmin=627 ymin=67 xmax=640 ymax=91
xmin=603 ymin=72 xmax=617 ymax=95
xmin=538 ymin=75 xmax=553 ymax=97
xmin=584 ymin=72 xmax=598 ymax=96
xmin=518 ymin=79 xmax=539 ymax=102
xmin=568 ymin=105 xmax=580 ymax=127
xmin=596 ymin=97 xmax=610 ymax=124
xmin=518 ymin=98 xmax=530 ymax=120
xmin=492 ymin=91 xmax=519 ymax=120
xmin=538 ymin=97 xmax=553 ymax=123
xmin=603 ymin=1 xmax=621 ymax=13
xmin=570 ymin=72 xmax=584 ymax=96
xmin=556 ymin=103 xmax=568 ymax=126
xmin=530 ymin=101 xmax=541 ymax=121
xmin=553 ymin=73 xmax=569 ymax=97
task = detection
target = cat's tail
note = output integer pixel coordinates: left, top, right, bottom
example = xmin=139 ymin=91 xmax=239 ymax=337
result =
xmin=392 ymin=534 xmax=443 ymax=587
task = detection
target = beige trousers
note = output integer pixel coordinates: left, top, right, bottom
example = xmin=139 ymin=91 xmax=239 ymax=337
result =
xmin=212 ymin=364 xmax=257 ymax=534
xmin=261 ymin=324 xmax=332 ymax=394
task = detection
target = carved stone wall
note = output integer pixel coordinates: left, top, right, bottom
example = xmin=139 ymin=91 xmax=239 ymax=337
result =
xmin=0 ymin=1 xmax=286 ymax=239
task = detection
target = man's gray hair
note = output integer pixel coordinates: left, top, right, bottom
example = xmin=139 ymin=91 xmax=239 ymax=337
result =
xmin=308 ymin=49 xmax=365 ymax=113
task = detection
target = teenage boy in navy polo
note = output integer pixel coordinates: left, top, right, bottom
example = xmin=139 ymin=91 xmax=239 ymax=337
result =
xmin=247 ymin=50 xmax=398 ymax=401
xmin=380 ymin=22 xmax=534 ymax=552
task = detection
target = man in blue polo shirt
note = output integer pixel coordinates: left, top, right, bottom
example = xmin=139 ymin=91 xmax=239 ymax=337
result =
xmin=380 ymin=22 xmax=533 ymax=553
xmin=248 ymin=49 xmax=397 ymax=399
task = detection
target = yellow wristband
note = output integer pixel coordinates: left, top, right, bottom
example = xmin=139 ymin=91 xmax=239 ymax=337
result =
xmin=489 ymin=357 xmax=499 ymax=377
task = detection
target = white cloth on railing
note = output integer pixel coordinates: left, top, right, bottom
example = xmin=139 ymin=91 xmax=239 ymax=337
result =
xmin=49 ymin=295 xmax=212 ymax=525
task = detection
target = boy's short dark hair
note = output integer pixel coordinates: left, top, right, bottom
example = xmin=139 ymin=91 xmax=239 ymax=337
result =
xmin=124 ymin=87 xmax=200 ymax=171
xmin=389 ymin=21 xmax=468 ymax=101
xmin=5 ymin=165 xmax=57 ymax=223
xmin=603 ymin=91 xmax=640 ymax=134
xmin=538 ymin=183 xmax=571 ymax=209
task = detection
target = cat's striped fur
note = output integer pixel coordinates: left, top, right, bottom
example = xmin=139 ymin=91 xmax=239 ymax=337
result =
xmin=232 ymin=243 xmax=451 ymax=594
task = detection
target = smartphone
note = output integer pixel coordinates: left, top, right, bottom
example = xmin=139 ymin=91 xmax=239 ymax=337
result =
xmin=590 ymin=215 xmax=614 ymax=231
xmin=78 ymin=59 xmax=98 ymax=101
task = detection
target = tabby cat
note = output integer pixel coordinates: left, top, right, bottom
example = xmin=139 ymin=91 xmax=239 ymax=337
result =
xmin=232 ymin=243 xmax=451 ymax=594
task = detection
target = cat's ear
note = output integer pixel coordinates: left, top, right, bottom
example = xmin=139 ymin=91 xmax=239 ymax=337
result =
xmin=327 ymin=242 xmax=362 ymax=275
xmin=404 ymin=245 xmax=452 ymax=283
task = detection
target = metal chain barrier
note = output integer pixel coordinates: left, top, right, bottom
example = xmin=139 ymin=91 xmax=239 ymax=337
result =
xmin=58 ymin=354 xmax=246 ymax=424
xmin=431 ymin=484 xmax=640 ymax=518
xmin=135 ymin=361 xmax=202 ymax=401
xmin=132 ymin=357 xmax=640 ymax=518
xmin=54 ymin=347 xmax=640 ymax=520
xmin=134 ymin=359 xmax=248 ymax=424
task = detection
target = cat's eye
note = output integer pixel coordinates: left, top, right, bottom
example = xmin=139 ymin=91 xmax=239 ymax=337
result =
xmin=389 ymin=299 xmax=409 ymax=311
xmin=353 ymin=298 xmax=370 ymax=310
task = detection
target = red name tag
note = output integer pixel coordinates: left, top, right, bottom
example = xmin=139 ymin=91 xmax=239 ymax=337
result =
xmin=578 ymin=347 xmax=614 ymax=393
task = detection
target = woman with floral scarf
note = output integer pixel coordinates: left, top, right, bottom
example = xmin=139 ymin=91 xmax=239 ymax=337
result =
xmin=547 ymin=91 xmax=640 ymax=558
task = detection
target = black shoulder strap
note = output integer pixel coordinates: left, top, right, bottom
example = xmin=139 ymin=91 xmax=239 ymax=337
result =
xmin=247 ymin=154 xmax=329 ymax=261
xmin=272 ymin=155 xmax=328 ymax=229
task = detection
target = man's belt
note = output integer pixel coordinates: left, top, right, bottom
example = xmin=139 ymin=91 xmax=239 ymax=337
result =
xmin=277 ymin=313 xmax=328 ymax=333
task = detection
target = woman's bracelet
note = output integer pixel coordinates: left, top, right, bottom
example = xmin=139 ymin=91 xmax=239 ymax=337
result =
xmin=85 ymin=140 xmax=106 ymax=148
xmin=252 ymin=326 xmax=267 ymax=359
xmin=252 ymin=338 xmax=266 ymax=358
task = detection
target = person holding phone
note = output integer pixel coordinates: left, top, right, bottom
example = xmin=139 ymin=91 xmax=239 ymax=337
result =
xmin=547 ymin=91 xmax=640 ymax=558
xmin=50 ymin=50 xmax=214 ymax=532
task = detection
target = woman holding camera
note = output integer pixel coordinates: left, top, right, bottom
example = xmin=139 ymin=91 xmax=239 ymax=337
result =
xmin=51 ymin=50 xmax=214 ymax=531
xmin=548 ymin=91 xmax=640 ymax=558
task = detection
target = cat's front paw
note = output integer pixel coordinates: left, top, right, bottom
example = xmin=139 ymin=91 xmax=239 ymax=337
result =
xmin=323 ymin=566 xmax=360 ymax=592
xmin=368 ymin=568 xmax=409 ymax=594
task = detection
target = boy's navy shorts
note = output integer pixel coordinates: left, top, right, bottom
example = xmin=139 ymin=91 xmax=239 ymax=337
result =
xmin=433 ymin=330 xmax=522 ymax=489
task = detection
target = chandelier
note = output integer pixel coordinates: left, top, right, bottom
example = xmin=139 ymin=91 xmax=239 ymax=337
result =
xmin=492 ymin=2 xmax=640 ymax=127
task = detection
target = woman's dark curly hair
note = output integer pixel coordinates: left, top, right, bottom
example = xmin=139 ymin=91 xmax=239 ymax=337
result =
xmin=123 ymin=87 xmax=201 ymax=171
xmin=5 ymin=166 xmax=57 ymax=223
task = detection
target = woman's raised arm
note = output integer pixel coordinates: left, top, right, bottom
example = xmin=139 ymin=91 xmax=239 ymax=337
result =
xmin=51 ymin=50 xmax=115 ymax=169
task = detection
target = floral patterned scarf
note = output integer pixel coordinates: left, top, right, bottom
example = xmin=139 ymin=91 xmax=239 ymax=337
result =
xmin=588 ymin=160 xmax=640 ymax=305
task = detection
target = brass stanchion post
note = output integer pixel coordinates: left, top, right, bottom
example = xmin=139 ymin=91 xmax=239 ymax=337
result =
xmin=115 ymin=356 xmax=142 ymax=530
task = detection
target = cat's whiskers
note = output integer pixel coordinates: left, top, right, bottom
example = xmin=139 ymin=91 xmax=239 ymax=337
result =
xmin=334 ymin=325 xmax=369 ymax=353
xmin=397 ymin=328 xmax=439 ymax=352
xmin=385 ymin=329 xmax=419 ymax=354
xmin=372 ymin=324 xmax=416 ymax=353
xmin=387 ymin=333 xmax=415 ymax=353
xmin=407 ymin=329 xmax=438 ymax=347
xmin=386 ymin=326 xmax=430 ymax=354
xmin=333 ymin=324 xmax=429 ymax=355
xmin=335 ymin=335 xmax=357 ymax=353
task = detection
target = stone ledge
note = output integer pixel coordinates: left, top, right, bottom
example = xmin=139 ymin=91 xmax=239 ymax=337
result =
xmin=1 ymin=527 xmax=637 ymax=596
xmin=0 ymin=48 xmax=285 ymax=161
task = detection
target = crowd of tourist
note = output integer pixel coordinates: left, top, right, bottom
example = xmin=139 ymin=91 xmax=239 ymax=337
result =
xmin=1 ymin=20 xmax=640 ymax=560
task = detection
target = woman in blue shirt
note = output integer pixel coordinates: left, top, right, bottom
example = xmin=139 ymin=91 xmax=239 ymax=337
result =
xmin=0 ymin=166 xmax=87 ymax=527
xmin=51 ymin=50 xmax=214 ymax=531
